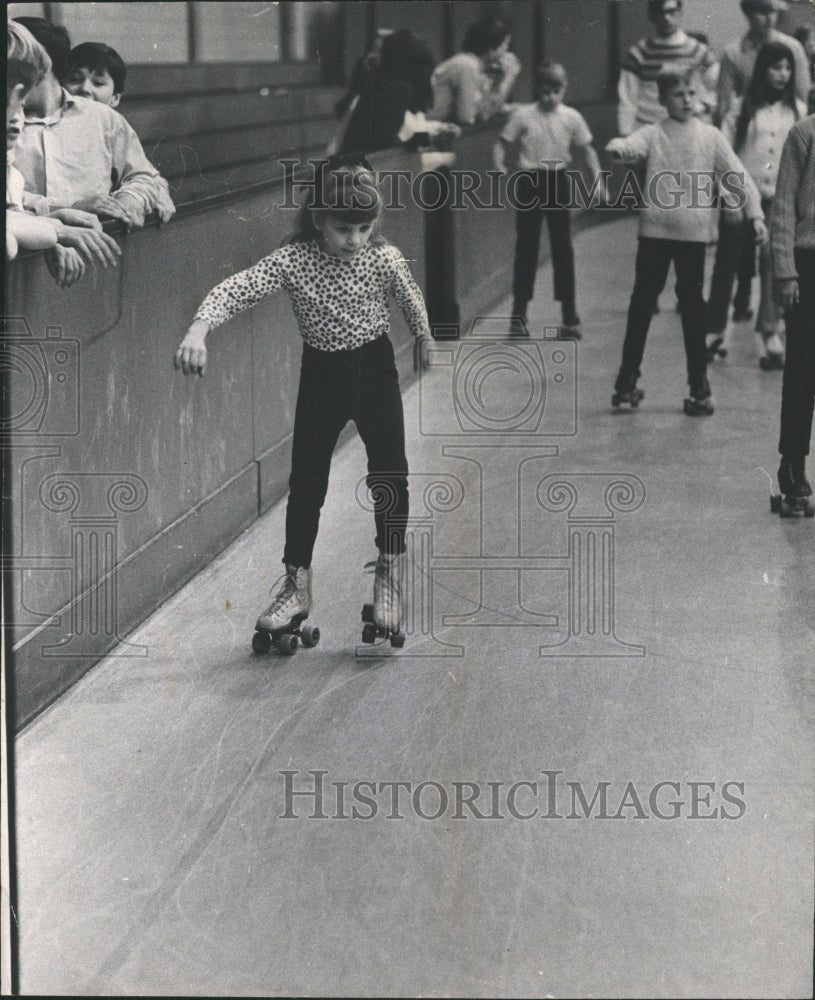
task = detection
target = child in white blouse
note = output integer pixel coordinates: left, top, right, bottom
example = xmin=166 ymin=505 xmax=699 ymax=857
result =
xmin=721 ymin=40 xmax=806 ymax=369
xmin=175 ymin=156 xmax=430 ymax=646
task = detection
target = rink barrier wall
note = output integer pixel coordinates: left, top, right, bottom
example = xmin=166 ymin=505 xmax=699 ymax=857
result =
xmin=4 ymin=117 xmax=621 ymax=730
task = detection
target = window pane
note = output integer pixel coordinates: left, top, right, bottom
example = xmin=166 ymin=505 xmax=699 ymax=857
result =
xmin=196 ymin=2 xmax=281 ymax=64
xmin=56 ymin=1 xmax=189 ymax=64
xmin=7 ymin=3 xmax=46 ymax=20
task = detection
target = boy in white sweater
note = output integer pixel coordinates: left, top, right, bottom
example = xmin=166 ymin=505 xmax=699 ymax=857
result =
xmin=607 ymin=70 xmax=767 ymax=414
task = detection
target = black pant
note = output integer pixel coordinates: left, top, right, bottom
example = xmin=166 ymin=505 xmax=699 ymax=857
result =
xmin=512 ymin=170 xmax=576 ymax=321
xmin=706 ymin=215 xmax=755 ymax=333
xmin=283 ymin=336 xmax=408 ymax=567
xmin=620 ymin=237 xmax=707 ymax=383
xmin=779 ymin=249 xmax=815 ymax=458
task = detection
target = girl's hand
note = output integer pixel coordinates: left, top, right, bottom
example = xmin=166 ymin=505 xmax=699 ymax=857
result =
xmin=174 ymin=322 xmax=209 ymax=377
xmin=413 ymin=333 xmax=432 ymax=373
xmin=773 ymin=278 xmax=799 ymax=311
xmin=752 ymin=219 xmax=769 ymax=246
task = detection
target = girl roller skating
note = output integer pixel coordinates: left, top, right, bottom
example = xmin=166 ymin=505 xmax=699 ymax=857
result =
xmin=716 ymin=41 xmax=806 ymax=370
xmin=174 ymin=155 xmax=431 ymax=648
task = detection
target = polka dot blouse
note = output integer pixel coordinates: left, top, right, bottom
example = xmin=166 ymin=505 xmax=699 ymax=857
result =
xmin=194 ymin=239 xmax=430 ymax=352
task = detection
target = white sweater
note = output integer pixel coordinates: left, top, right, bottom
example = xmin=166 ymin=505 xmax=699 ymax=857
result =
xmin=606 ymin=117 xmax=764 ymax=243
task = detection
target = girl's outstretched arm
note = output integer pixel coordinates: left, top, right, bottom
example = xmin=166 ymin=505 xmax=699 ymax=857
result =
xmin=174 ymin=319 xmax=210 ymax=377
xmin=387 ymin=249 xmax=432 ymax=369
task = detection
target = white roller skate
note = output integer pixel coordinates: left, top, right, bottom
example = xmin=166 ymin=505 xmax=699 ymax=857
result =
xmin=361 ymin=551 xmax=406 ymax=648
xmin=759 ymin=326 xmax=785 ymax=371
xmin=252 ymin=565 xmax=319 ymax=656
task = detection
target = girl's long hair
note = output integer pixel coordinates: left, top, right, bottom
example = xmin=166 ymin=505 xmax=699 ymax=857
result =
xmin=285 ymin=155 xmax=386 ymax=246
xmin=733 ymin=40 xmax=799 ymax=153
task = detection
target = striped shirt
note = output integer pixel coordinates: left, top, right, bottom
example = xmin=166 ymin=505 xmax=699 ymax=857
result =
xmin=770 ymin=115 xmax=815 ymax=281
xmin=618 ymin=30 xmax=718 ymax=136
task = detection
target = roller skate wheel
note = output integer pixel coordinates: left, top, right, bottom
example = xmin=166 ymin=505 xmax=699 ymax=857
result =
xmin=278 ymin=633 xmax=298 ymax=655
xmin=389 ymin=630 xmax=406 ymax=649
xmin=805 ymin=501 xmax=815 ymax=518
xmin=770 ymin=493 xmax=782 ymax=514
xmin=361 ymin=603 xmax=374 ymax=624
xmin=362 ymin=623 xmax=377 ymax=644
xmin=252 ymin=630 xmax=272 ymax=654
xmin=300 ymin=623 xmax=320 ymax=647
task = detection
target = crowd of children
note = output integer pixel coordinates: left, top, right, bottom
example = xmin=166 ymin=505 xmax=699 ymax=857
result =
xmin=6 ymin=18 xmax=174 ymax=289
xmin=8 ymin=5 xmax=813 ymax=640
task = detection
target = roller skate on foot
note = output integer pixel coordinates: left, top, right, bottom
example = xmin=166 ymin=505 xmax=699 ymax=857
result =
xmin=683 ymin=374 xmax=714 ymax=416
xmin=509 ymin=301 xmax=529 ymax=338
xmin=706 ymin=321 xmax=732 ymax=361
xmin=611 ymin=368 xmax=644 ymax=411
xmin=252 ymin=564 xmax=320 ymax=655
xmin=759 ymin=330 xmax=785 ymax=371
xmin=559 ymin=311 xmax=582 ymax=340
xmin=771 ymin=457 xmax=814 ymax=517
xmin=361 ymin=551 xmax=406 ymax=648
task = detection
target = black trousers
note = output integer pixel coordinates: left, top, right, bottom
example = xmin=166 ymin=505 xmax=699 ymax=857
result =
xmin=283 ymin=336 xmax=408 ymax=568
xmin=512 ymin=169 xmax=576 ymax=320
xmin=779 ymin=249 xmax=815 ymax=458
xmin=620 ymin=237 xmax=708 ymax=383
xmin=706 ymin=215 xmax=754 ymax=334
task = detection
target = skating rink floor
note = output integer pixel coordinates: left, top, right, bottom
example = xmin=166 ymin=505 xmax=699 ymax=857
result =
xmin=13 ymin=216 xmax=814 ymax=997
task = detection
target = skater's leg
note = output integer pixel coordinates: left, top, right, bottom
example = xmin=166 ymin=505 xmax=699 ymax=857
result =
xmin=779 ymin=250 xmax=815 ymax=459
xmin=756 ymin=198 xmax=781 ymax=335
xmin=353 ymin=336 xmax=409 ymax=556
xmin=354 ymin=336 xmax=409 ymax=630
xmin=511 ymin=171 xmax=545 ymax=314
xmin=545 ymin=173 xmax=577 ymax=324
xmin=283 ymin=345 xmax=348 ymax=568
xmin=733 ymin=229 xmax=755 ymax=319
xmin=619 ymin=237 xmax=672 ymax=376
xmin=674 ymin=241 xmax=708 ymax=385
xmin=706 ymin=214 xmax=749 ymax=333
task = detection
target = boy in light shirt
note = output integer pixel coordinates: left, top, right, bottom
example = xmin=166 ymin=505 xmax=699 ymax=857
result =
xmin=7 ymin=20 xmax=120 ymax=285
xmin=606 ymin=70 xmax=767 ymax=415
xmin=13 ymin=17 xmax=174 ymax=229
xmin=494 ymin=62 xmax=605 ymax=339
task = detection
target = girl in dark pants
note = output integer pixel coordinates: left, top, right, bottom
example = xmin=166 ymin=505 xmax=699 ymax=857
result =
xmin=175 ymin=156 xmax=430 ymax=635
xmin=285 ymin=336 xmax=407 ymax=569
